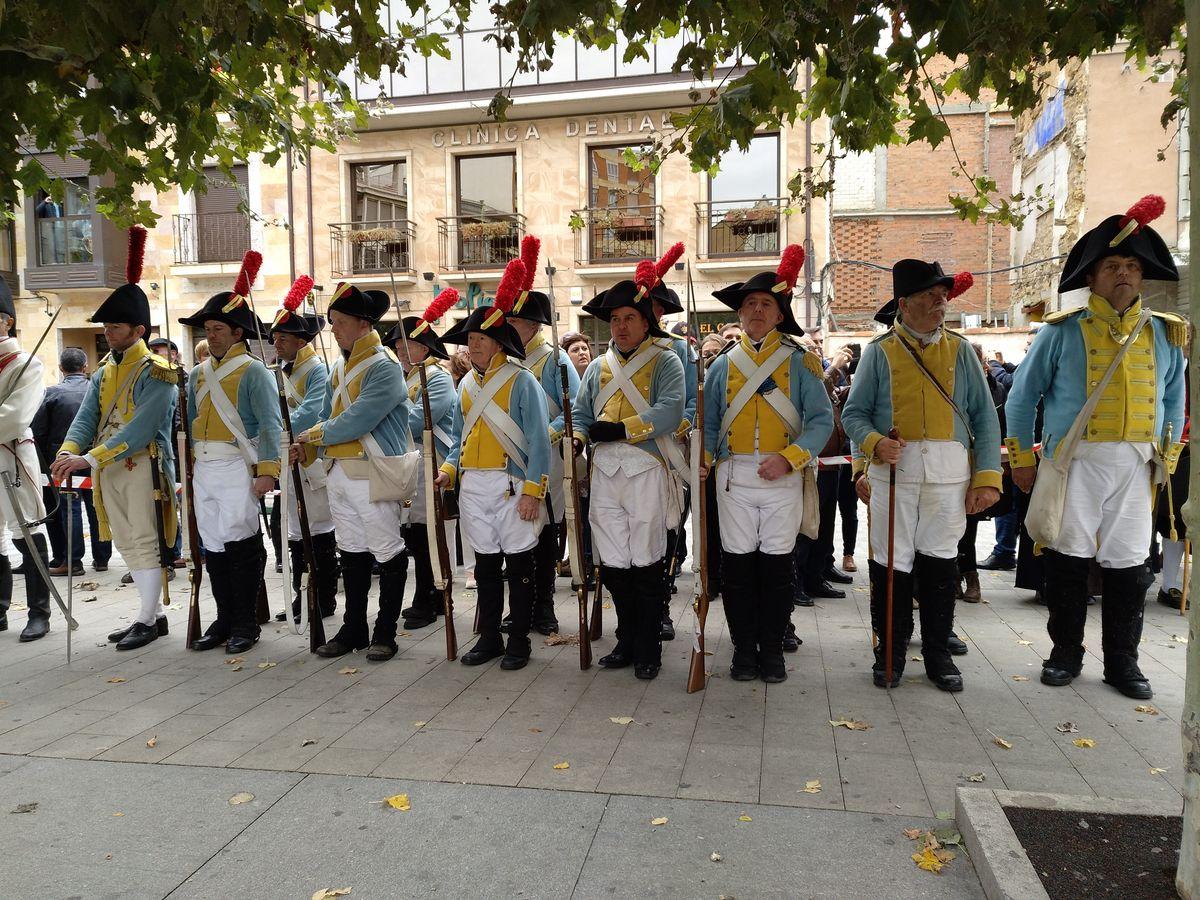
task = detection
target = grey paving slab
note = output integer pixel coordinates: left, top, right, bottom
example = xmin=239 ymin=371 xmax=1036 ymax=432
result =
xmin=0 ymin=756 xmax=302 ymax=899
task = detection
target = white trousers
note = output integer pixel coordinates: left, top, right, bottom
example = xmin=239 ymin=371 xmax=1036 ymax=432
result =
xmin=326 ymin=462 xmax=404 ymax=563
xmin=547 ymin=440 xmax=565 ymax=525
xmin=283 ymin=465 xmax=334 ymax=541
xmin=589 ymin=464 xmax=668 ymax=568
xmin=459 ymin=470 xmax=544 ymax=555
xmin=193 ymin=457 xmax=260 ymax=550
xmin=868 ymin=474 xmax=967 ymax=574
xmin=1051 ymin=441 xmax=1154 ymax=568
xmin=1163 ymin=538 xmax=1186 ymax=592
xmin=716 ymin=454 xmax=805 ymax=555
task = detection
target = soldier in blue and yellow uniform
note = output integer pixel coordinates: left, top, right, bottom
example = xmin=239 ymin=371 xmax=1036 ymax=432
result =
xmin=270 ymin=278 xmax=339 ymax=624
xmin=53 ymin=227 xmax=178 ymax=651
xmin=435 ymin=258 xmax=551 ymax=671
xmin=179 ymin=254 xmax=282 ymax=654
xmin=295 ymin=283 xmax=412 ymax=662
xmin=842 ymin=259 xmax=1002 ymax=691
xmin=574 ymin=275 xmax=685 ymax=681
xmin=384 ymin=304 xmax=458 ymax=632
xmin=702 ymin=246 xmax=833 ymax=683
xmin=506 ymin=236 xmax=580 ymax=637
xmin=1006 ymin=195 xmax=1187 ymax=700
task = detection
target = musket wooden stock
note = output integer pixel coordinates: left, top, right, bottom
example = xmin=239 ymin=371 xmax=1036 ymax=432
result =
xmin=146 ymin=440 xmax=173 ymax=607
xmin=178 ymin=367 xmax=204 ymax=647
xmin=685 ymin=263 xmax=710 ymax=694
xmin=417 ymin=362 xmax=457 ymax=661
xmin=589 ymin=564 xmax=603 ymax=640
xmin=885 ymin=425 xmax=899 ymax=686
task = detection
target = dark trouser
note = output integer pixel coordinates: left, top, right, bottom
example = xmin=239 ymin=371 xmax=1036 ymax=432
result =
xmin=13 ymin=536 xmax=49 ymax=621
xmin=868 ymin=559 xmax=914 ymax=677
xmin=331 ymin=550 xmax=375 ymax=649
xmin=915 ymin=553 xmax=959 ymax=678
xmin=372 ymin=551 xmax=408 ymax=647
xmin=837 ymin=464 xmax=859 ymax=557
xmin=226 ymin=533 xmax=265 ymax=641
xmin=993 ymin=508 xmax=1019 ymax=557
xmin=44 ymin=486 xmax=65 ymax=562
xmin=630 ymin=559 xmax=665 ymax=667
xmin=474 ymin=549 xmax=537 ymax=658
xmin=0 ymin=549 xmax=12 ymax=615
xmin=957 ymin=518 xmax=979 ymax=574
xmin=49 ymin=489 xmax=111 ymax=564
xmin=1100 ymin=564 xmax=1152 ymax=682
xmin=268 ymin=497 xmax=281 ymax=563
xmin=809 ymin=467 xmax=839 ymax=582
xmin=532 ymin=523 xmax=560 ymax=630
xmin=288 ymin=531 xmax=340 ymax=618
xmin=704 ymin=474 xmax=723 ymax=597
xmin=402 ymin=524 xmax=439 ymax=618
xmin=722 ymin=549 xmax=793 ymax=661
xmin=1042 ymin=549 xmax=1090 ymax=673
xmin=1013 ymin=486 xmax=1044 ymax=593
xmin=202 ymin=549 xmax=232 ymax=640
xmin=602 ymin=564 xmax=633 ymax=656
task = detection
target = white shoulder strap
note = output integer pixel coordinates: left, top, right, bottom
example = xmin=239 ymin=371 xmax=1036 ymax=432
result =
xmin=284 ymin=355 xmax=320 ymax=406
xmin=718 ymin=342 xmax=801 ymax=440
xmin=597 ymin=345 xmax=687 ymax=474
xmin=196 ymin=354 xmax=257 ymax=466
xmin=461 ymin=363 xmax=528 ymax=469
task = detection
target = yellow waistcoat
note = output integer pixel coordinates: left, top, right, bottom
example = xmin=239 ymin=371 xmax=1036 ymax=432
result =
xmin=1080 ymin=295 xmax=1157 ymax=442
xmin=459 ymin=352 xmax=519 ymax=470
xmin=323 ymin=331 xmax=383 ymax=459
xmin=880 ymin=329 xmax=958 ymax=441
xmin=192 ymin=342 xmax=252 ymax=443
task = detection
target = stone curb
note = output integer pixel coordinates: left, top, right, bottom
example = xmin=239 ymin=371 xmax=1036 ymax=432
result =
xmin=956 ymin=787 xmax=1180 ymax=900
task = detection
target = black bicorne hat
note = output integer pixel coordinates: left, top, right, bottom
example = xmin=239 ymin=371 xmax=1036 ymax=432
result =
xmin=712 ymin=244 xmax=807 ymax=337
xmin=327 ymin=282 xmax=391 ymax=323
xmin=386 ymin=315 xmax=450 ymax=361
xmin=442 ymin=306 xmax=527 ymax=359
xmin=582 ymin=281 xmax=671 ymax=338
xmin=178 ymin=292 xmax=271 ymax=342
xmin=1058 ymin=195 xmax=1178 ymax=293
xmin=874 ymin=259 xmax=956 ymax=325
xmin=508 ymin=289 xmax=553 ymax=325
xmin=92 ymin=227 xmax=150 ymax=336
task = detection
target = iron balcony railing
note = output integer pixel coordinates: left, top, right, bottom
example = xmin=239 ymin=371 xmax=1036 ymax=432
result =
xmin=436 ymin=212 xmax=526 ymax=270
xmin=329 ymin=219 xmax=416 ymax=278
xmin=696 ymin=198 xmax=787 ymax=259
xmin=571 ymin=205 xmax=663 ymax=265
xmin=173 ymin=212 xmax=251 ymax=265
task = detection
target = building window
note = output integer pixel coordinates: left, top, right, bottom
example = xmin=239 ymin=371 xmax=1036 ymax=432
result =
xmin=34 ymin=177 xmax=93 ymax=266
xmin=703 ymin=133 xmax=783 ymax=257
xmin=451 ymin=152 xmax=521 ymax=267
xmin=0 ymin=212 xmax=13 ymax=273
xmin=343 ymin=160 xmax=412 ymax=274
xmin=352 ymin=161 xmax=408 ymax=222
xmin=584 ymin=144 xmax=656 ymax=262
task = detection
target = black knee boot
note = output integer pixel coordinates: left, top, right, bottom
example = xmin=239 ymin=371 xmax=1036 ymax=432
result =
xmin=756 ymin=551 xmax=794 ymax=683
xmin=914 ymin=553 xmax=962 ymax=691
xmin=531 ymin=524 xmax=560 ymax=636
xmin=369 ymin=551 xmax=408 ymax=660
xmin=402 ymin=525 xmax=439 ymax=628
xmin=1100 ymin=564 xmax=1154 ymax=699
xmin=1041 ymin=549 xmax=1091 ymax=685
xmin=317 ymin=550 xmax=373 ymax=656
xmin=502 ymin=548 xmax=537 ymax=668
xmin=312 ymin=531 xmax=339 ymax=616
xmin=868 ymin=559 xmax=914 ymax=687
xmin=15 ymin=536 xmax=51 ymax=642
xmin=0 ymin=549 xmax=11 ymax=631
xmin=191 ymin=549 xmax=231 ymax=650
xmin=721 ymin=551 xmax=759 ymax=680
xmin=225 ymin=534 xmax=265 ymax=652
xmin=598 ymin=565 xmax=634 ymax=668
xmin=632 ymin=558 xmax=666 ymax=678
xmin=463 ymin=552 xmax=505 ymax=664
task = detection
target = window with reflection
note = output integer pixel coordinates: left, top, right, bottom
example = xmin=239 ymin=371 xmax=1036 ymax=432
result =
xmin=587 ymin=144 xmax=655 ymax=261
xmin=35 ymin=178 xmax=92 ymax=266
xmin=350 ymin=160 xmax=409 ymax=272
xmin=0 ymin=211 xmax=13 ymax=273
xmin=455 ymin=153 xmax=518 ymax=266
xmin=707 ymin=133 xmax=782 ymax=257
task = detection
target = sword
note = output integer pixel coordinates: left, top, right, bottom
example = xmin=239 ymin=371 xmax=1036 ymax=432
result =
xmin=1 ymin=471 xmax=77 ymax=630
xmin=62 ymin=480 xmax=74 ymax=663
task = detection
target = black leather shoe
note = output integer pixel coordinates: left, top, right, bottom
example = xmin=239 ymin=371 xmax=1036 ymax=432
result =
xmin=730 ymin=649 xmax=759 ymax=681
xmin=824 ymin=567 xmax=853 ymax=585
xmin=93 ymin=563 xmax=109 ymax=572
xmin=598 ymin=649 xmax=632 ymax=669
xmin=365 ymin=642 xmax=398 ymax=662
xmin=1104 ymin=675 xmax=1153 ymax=700
xmin=759 ymin=653 xmax=787 ymax=683
xmin=634 ymin=663 xmax=660 ymax=680
xmin=499 ymin=654 xmax=529 ymax=670
xmin=1040 ymin=666 xmax=1076 ymax=686
xmin=315 ymin=638 xmax=361 ymax=658
xmin=948 ymin=633 xmax=969 ymax=656
xmin=1159 ymin=588 xmax=1186 ymax=610
xmin=190 ymin=633 xmax=226 ymax=651
xmin=109 ymin=617 xmax=168 ymax=643
xmin=873 ymin=671 xmax=901 ymax=688
xmin=402 ymin=612 xmax=437 ymax=630
xmin=793 ymin=590 xmax=814 ymax=608
xmin=225 ymin=636 xmax=257 ymax=654
xmin=931 ymin=673 xmax=963 ymax=692
xmin=782 ymin=630 xmax=802 ymax=653
xmin=19 ymin=616 xmax=49 ymax=642
xmin=116 ymin=621 xmax=158 ymax=651
xmin=659 ymin=614 xmax=675 ymax=641
xmin=0 ymin=613 xmax=7 ymax=632
xmin=461 ymin=642 xmax=504 ymax=666
xmin=273 ymin=610 xmax=287 ymax=622
xmin=805 ymin=580 xmax=845 ymax=599
xmin=978 ymin=553 xmax=1016 ymax=571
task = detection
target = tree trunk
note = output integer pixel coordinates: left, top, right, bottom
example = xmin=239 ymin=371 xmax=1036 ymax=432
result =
xmin=1179 ymin=3 xmax=1200 ymax=895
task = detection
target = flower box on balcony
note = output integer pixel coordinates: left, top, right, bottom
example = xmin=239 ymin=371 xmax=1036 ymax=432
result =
xmin=349 ymin=226 xmax=407 ymax=244
xmin=462 ymin=221 xmax=512 ymax=240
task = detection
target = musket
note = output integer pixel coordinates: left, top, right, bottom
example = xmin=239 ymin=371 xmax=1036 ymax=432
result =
xmin=685 ymin=263 xmax=710 ymax=693
xmin=387 ymin=266 xmax=457 ymax=660
xmin=885 ymin=425 xmax=900 ymax=687
xmin=589 ymin=564 xmax=603 ymax=640
xmin=146 ymin=440 xmax=173 ymax=608
xmin=62 ymin=480 xmax=74 ymax=663
xmin=271 ymin=285 xmax=326 ymax=652
xmin=545 ymin=260 xmax=591 ymax=669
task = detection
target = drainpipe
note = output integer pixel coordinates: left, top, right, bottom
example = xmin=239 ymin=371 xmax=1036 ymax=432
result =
xmin=983 ymin=107 xmax=994 ymax=323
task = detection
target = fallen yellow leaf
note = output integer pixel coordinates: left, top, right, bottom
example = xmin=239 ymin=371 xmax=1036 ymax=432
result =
xmin=529 ymin=727 xmax=542 ymax=733
xmin=257 ymin=661 xmax=277 ymax=669
xmin=912 ymin=845 xmax=944 ymax=874
xmin=553 ymin=761 xmax=570 ymax=770
xmin=933 ymin=848 xmax=957 ymax=864
xmin=312 ymin=889 xmax=352 ymax=900
xmin=738 ymin=814 xmax=753 ymax=822
xmin=146 ymin=736 xmax=157 ymax=749
xmin=609 ymin=716 xmax=634 ymax=726
xmin=231 ymin=665 xmax=243 ymax=672
xmin=301 ymin=739 xmax=316 ymax=747
xmin=802 ymin=780 xmax=821 ymax=794
xmin=1072 ymin=738 xmax=1096 ymax=749
xmin=992 ymin=736 xmax=1013 ymax=750
xmin=902 ymin=828 xmax=925 ymax=840
xmin=965 ymin=772 xmax=986 ymax=783
xmin=1056 ymin=722 xmax=1079 ymax=734
xmin=651 ymin=816 xmax=668 ymax=826
xmin=412 ymin=721 xmax=426 ymax=728
xmin=1150 ymin=767 xmax=1169 ymax=775
xmin=224 ymin=658 xmax=244 ymax=665
xmin=1171 ymin=633 xmax=1189 ymax=644
xmin=829 ymin=718 xmax=871 ymax=731
xmin=910 ymin=654 xmax=923 ymax=662
xmin=1017 ymin=639 xmax=1033 ymax=646
xmin=384 ymin=793 xmax=411 ymax=811
xmin=709 ymin=851 xmax=722 ymax=862
xmin=1135 ymin=705 xmax=1159 ymax=715
xmin=228 ymin=792 xmax=254 ymax=806
xmin=1011 ymin=675 xmax=1029 ymax=682
xmin=107 ymin=677 xmax=126 ymax=684
xmin=112 ymin=811 xmax=124 ymax=817
xmin=338 ymin=666 xmax=360 ymax=675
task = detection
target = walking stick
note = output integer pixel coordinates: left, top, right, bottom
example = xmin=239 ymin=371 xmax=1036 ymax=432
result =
xmin=62 ymin=480 xmax=74 ymax=664
xmin=885 ymin=426 xmax=900 ymax=687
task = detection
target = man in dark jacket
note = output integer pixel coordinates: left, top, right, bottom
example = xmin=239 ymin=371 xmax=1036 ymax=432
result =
xmin=32 ymin=348 xmax=111 ymax=574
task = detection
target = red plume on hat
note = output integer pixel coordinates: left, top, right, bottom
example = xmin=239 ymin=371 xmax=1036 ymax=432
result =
xmin=482 ymin=258 xmax=526 ymax=329
xmin=634 ymin=242 xmax=686 ymax=299
xmin=226 ymin=250 xmax=263 ymax=313
xmin=125 ymin=226 xmax=147 ymax=285
xmin=411 ymin=287 xmax=459 ymax=337
xmin=274 ymin=275 xmax=314 ymax=326
xmin=514 ymin=235 xmax=541 ymax=312
xmin=1109 ymin=194 xmax=1166 ymax=248
xmin=773 ymin=244 xmax=805 ymax=295
xmin=655 ymin=242 xmax=685 ymax=281
xmin=949 ymin=271 xmax=974 ymax=299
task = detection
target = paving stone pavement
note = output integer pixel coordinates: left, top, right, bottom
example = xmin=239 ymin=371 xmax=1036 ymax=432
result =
xmin=0 ymin=521 xmax=1188 ymax=896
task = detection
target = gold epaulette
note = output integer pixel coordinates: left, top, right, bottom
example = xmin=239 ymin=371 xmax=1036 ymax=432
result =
xmin=1152 ymin=311 xmax=1190 ymax=347
xmin=147 ymin=355 xmax=178 ymax=384
xmin=1042 ymin=307 xmax=1084 ymax=325
xmin=801 ymin=349 xmax=824 ymax=379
